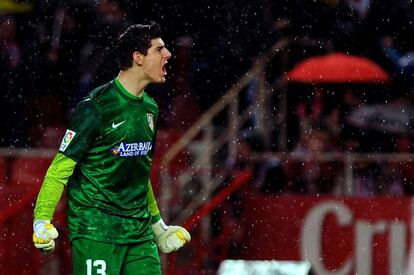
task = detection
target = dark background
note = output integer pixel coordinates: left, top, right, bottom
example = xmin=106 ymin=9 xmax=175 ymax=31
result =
xmin=2 ymin=0 xmax=414 ymax=150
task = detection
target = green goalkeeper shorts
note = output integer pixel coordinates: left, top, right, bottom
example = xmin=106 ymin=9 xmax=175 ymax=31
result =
xmin=71 ymin=238 xmax=161 ymax=275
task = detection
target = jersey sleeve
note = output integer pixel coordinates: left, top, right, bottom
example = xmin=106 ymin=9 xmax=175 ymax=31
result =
xmin=147 ymin=180 xmax=161 ymax=223
xmin=58 ymin=99 xmax=101 ymax=162
xmin=34 ymin=153 xmax=77 ymax=221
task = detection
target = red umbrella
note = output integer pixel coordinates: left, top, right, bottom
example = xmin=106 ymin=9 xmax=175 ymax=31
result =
xmin=287 ymin=52 xmax=390 ymax=83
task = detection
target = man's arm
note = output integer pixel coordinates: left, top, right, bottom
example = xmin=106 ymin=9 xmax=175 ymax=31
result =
xmin=147 ymin=180 xmax=191 ymax=253
xmin=33 ymin=99 xmax=100 ymax=252
xmin=147 ymin=180 xmax=161 ymax=224
xmin=33 ymin=153 xmax=76 ymax=252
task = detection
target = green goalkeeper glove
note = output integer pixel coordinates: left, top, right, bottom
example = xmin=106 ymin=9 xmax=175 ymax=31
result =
xmin=33 ymin=220 xmax=59 ymax=252
xmin=152 ymin=219 xmax=191 ymax=253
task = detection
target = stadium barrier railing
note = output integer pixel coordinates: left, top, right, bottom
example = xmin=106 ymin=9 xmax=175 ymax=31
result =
xmin=1 ymin=149 xmax=414 ymax=274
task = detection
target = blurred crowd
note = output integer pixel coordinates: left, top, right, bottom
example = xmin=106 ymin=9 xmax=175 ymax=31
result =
xmin=3 ymin=0 xmax=414 ymax=196
xmin=0 ymin=0 xmax=272 ymax=148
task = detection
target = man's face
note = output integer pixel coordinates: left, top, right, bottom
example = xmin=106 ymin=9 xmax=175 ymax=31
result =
xmin=141 ymin=38 xmax=172 ymax=83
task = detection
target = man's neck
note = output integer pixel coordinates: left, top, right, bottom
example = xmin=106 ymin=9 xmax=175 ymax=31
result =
xmin=117 ymin=70 xmax=149 ymax=98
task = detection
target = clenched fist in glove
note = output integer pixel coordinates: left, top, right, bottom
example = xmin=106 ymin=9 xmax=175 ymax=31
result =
xmin=33 ymin=220 xmax=59 ymax=252
xmin=152 ymin=219 xmax=191 ymax=253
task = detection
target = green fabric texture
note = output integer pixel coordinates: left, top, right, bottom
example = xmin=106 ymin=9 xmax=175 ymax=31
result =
xmin=72 ymin=238 xmax=161 ymax=275
xmin=62 ymin=79 xmax=159 ymax=243
xmin=114 ymin=78 xmax=143 ymax=100
xmin=33 ymin=157 xmax=162 ymax=224
xmin=34 ymin=79 xmax=163 ymax=244
xmin=147 ymin=180 xmax=161 ymax=224
xmin=34 ymin=153 xmax=76 ymax=220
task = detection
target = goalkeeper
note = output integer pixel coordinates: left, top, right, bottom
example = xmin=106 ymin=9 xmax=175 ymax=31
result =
xmin=33 ymin=22 xmax=190 ymax=275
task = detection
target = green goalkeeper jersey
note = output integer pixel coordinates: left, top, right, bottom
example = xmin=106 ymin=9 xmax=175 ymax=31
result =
xmin=60 ymin=79 xmax=158 ymax=243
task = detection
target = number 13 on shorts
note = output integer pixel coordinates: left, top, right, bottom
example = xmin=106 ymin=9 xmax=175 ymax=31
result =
xmin=86 ymin=259 xmax=107 ymax=275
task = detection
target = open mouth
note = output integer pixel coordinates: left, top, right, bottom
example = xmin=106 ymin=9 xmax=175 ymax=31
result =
xmin=162 ymin=61 xmax=168 ymax=75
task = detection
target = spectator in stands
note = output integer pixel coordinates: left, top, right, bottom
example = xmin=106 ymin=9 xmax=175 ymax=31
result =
xmin=346 ymin=0 xmax=371 ymax=19
xmin=0 ymin=15 xmax=20 ymax=70
xmin=0 ymin=15 xmax=26 ymax=146
xmin=381 ymin=35 xmax=414 ymax=80
xmin=236 ymin=131 xmax=286 ymax=194
xmin=162 ymin=35 xmax=201 ymax=130
xmin=290 ymin=128 xmax=341 ymax=194
xmin=77 ymin=0 xmax=130 ymax=103
xmin=337 ymin=89 xmax=365 ymax=151
xmin=295 ymin=88 xmax=324 ymax=141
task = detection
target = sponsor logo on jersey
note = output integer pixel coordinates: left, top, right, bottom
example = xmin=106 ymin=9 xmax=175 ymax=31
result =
xmin=59 ymin=129 xmax=76 ymax=152
xmin=147 ymin=113 xmax=154 ymax=131
xmin=111 ymin=141 xmax=153 ymax=157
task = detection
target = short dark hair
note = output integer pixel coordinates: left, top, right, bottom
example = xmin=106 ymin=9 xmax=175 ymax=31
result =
xmin=117 ymin=22 xmax=161 ymax=70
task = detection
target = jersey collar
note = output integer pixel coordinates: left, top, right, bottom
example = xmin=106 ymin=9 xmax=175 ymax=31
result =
xmin=113 ymin=78 xmax=144 ymax=102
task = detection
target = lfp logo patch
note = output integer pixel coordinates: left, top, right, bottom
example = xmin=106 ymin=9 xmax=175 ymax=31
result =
xmin=111 ymin=142 xmax=152 ymax=157
xmin=59 ymin=130 xmax=76 ymax=152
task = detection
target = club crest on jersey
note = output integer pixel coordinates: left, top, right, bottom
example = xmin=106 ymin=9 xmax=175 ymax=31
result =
xmin=147 ymin=113 xmax=154 ymax=131
xmin=111 ymin=141 xmax=153 ymax=157
xmin=59 ymin=129 xmax=76 ymax=152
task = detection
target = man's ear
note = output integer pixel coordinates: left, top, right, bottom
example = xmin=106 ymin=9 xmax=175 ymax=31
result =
xmin=132 ymin=51 xmax=144 ymax=65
